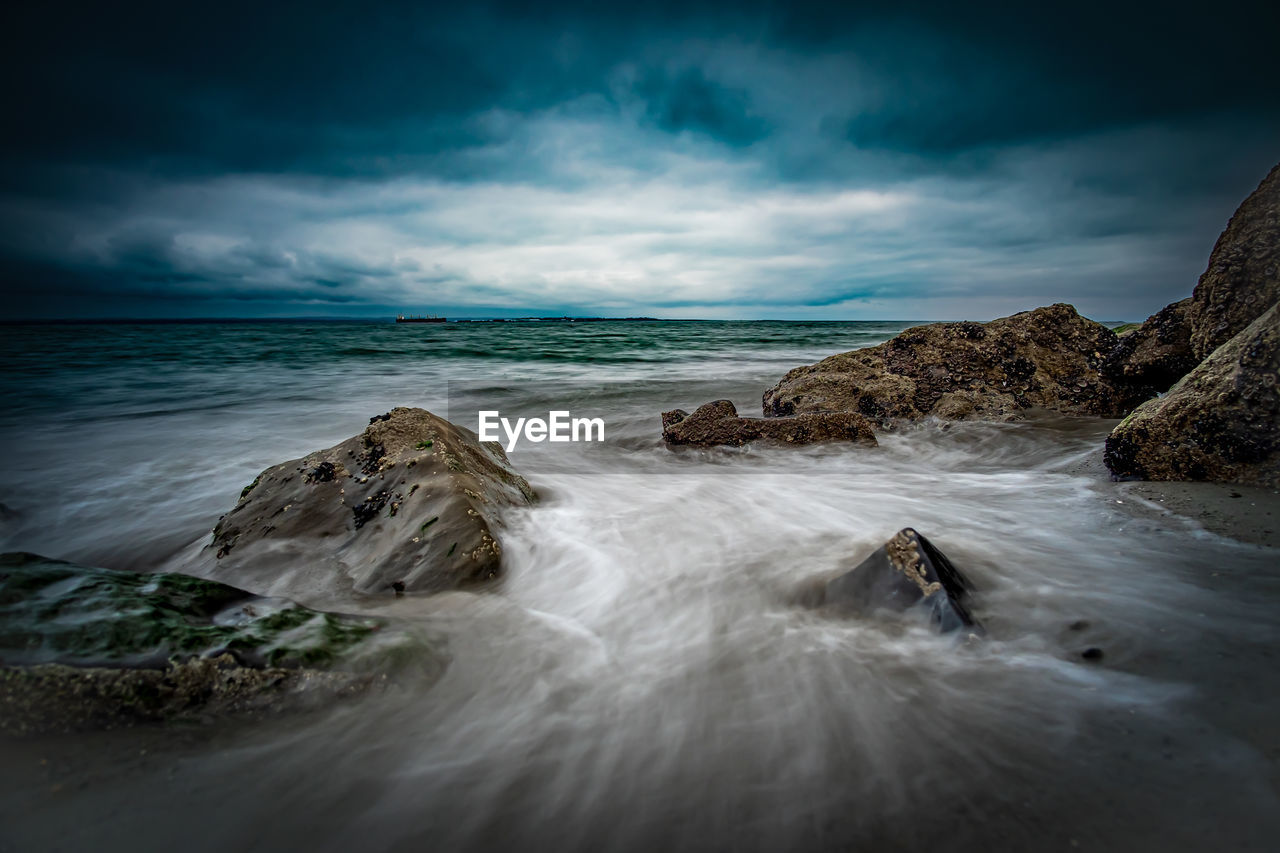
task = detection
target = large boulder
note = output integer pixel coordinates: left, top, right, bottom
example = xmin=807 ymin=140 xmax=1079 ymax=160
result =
xmin=763 ymin=304 xmax=1143 ymax=426
xmin=662 ymin=400 xmax=877 ymax=448
xmin=1103 ymin=297 xmax=1198 ymax=397
xmin=805 ymin=529 xmax=979 ymax=633
xmin=1104 ymin=302 xmax=1280 ymax=487
xmin=1188 ymin=162 xmax=1280 ymax=361
xmin=0 ymin=552 xmax=424 ymax=734
xmin=200 ymin=407 xmax=537 ymax=602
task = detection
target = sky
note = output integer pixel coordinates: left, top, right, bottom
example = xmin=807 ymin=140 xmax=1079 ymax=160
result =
xmin=1 ymin=0 xmax=1278 ymax=321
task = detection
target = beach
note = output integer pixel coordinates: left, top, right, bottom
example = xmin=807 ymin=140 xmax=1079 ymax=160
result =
xmin=1 ymin=319 xmax=1277 ymax=851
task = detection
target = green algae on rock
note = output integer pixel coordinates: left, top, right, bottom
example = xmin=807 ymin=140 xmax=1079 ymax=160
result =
xmin=0 ymin=553 xmax=444 ymax=734
xmin=0 ymin=552 xmax=380 ymax=669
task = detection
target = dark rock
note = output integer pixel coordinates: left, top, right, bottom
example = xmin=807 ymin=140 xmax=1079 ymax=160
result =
xmin=195 ymin=407 xmax=537 ymax=603
xmin=1104 ymin=301 xmax=1280 ymax=487
xmin=661 ymin=409 xmax=690 ymax=430
xmin=1188 ymin=162 xmax=1280 ymax=360
xmin=305 ymin=460 xmax=338 ymax=483
xmin=662 ymin=400 xmax=877 ymax=448
xmin=763 ymin=304 xmax=1145 ymax=427
xmin=810 ymin=528 xmax=979 ymax=633
xmin=0 ymin=552 xmax=382 ymax=669
xmin=1103 ymin=297 xmax=1198 ymax=397
xmin=0 ymin=656 xmax=384 ymax=736
xmin=0 ymin=552 xmax=432 ymax=734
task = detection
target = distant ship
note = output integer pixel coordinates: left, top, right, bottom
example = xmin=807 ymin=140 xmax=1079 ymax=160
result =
xmin=395 ymin=314 xmax=446 ymax=323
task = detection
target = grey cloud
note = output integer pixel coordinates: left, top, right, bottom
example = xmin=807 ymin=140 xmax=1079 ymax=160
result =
xmin=2 ymin=1 xmax=1278 ymax=320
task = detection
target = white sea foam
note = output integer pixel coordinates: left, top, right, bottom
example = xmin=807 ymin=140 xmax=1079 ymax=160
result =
xmin=1 ymin=321 xmax=1277 ymax=851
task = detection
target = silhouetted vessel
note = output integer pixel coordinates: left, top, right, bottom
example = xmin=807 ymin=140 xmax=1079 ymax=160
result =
xmin=395 ymin=314 xmax=446 ymax=323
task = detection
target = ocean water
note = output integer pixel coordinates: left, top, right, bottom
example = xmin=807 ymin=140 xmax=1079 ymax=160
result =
xmin=1 ymin=320 xmax=1277 ymax=851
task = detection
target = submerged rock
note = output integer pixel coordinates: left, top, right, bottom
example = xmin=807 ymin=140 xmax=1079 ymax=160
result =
xmin=200 ymin=407 xmax=537 ymax=601
xmin=0 ymin=553 xmax=433 ymax=734
xmin=0 ymin=553 xmax=382 ymax=669
xmin=1188 ymin=162 xmax=1280 ymax=361
xmin=1103 ymin=297 xmax=1198 ymax=397
xmin=810 ymin=529 xmax=979 ymax=633
xmin=763 ymin=304 xmax=1143 ymax=427
xmin=662 ymin=400 xmax=877 ymax=448
xmin=1104 ymin=302 xmax=1280 ymax=487
xmin=0 ymin=655 xmax=382 ymax=736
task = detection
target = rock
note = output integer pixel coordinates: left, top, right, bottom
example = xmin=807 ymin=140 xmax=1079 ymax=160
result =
xmin=0 ymin=552 xmax=386 ymax=669
xmin=1104 ymin=302 xmax=1280 ymax=487
xmin=0 ymin=552 xmax=431 ymax=734
xmin=0 ymin=656 xmax=382 ymax=736
xmin=1102 ymin=297 xmax=1198 ymax=397
xmin=200 ymin=407 xmax=536 ymax=601
xmin=661 ymin=409 xmax=690 ymax=430
xmin=1188 ymin=162 xmax=1280 ymax=360
xmin=808 ymin=529 xmax=979 ymax=633
xmin=662 ymin=400 xmax=877 ymax=448
xmin=763 ymin=304 xmax=1144 ymax=427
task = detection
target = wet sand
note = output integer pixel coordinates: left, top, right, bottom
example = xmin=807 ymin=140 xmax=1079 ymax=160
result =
xmin=1071 ymin=440 xmax=1280 ymax=548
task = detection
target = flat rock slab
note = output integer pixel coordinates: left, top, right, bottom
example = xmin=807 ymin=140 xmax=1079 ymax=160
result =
xmin=0 ymin=656 xmax=385 ymax=736
xmin=197 ymin=407 xmax=537 ymax=602
xmin=813 ymin=528 xmax=979 ymax=633
xmin=662 ymin=400 xmax=877 ymax=448
xmin=0 ymin=552 xmax=432 ymax=734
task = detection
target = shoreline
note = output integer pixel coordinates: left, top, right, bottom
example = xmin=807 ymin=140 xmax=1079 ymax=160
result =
xmin=1054 ymin=423 xmax=1278 ymax=548
xmin=1080 ymin=450 xmax=1280 ymax=548
xmin=1115 ymin=479 xmax=1279 ymax=548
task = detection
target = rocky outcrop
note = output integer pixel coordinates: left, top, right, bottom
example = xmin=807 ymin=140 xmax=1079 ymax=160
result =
xmin=662 ymin=400 xmax=877 ymax=448
xmin=1188 ymin=163 xmax=1280 ymax=360
xmin=805 ymin=529 xmax=979 ymax=633
xmin=764 ymin=304 xmax=1143 ymax=427
xmin=1102 ymin=297 xmax=1198 ymax=397
xmin=1104 ymin=302 xmax=1280 ymax=487
xmin=0 ymin=655 xmax=382 ymax=736
xmin=201 ymin=407 xmax=536 ymax=602
xmin=0 ymin=552 xmax=426 ymax=734
xmin=0 ymin=552 xmax=384 ymax=668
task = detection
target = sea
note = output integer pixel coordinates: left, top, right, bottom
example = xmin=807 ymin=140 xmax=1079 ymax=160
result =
xmin=0 ymin=319 xmax=1277 ymax=851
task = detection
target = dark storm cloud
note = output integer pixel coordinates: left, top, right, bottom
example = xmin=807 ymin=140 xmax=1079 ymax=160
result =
xmin=634 ymin=68 xmax=769 ymax=146
xmin=1 ymin=0 xmax=1278 ymax=318
xmin=8 ymin=1 xmax=1275 ymax=179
